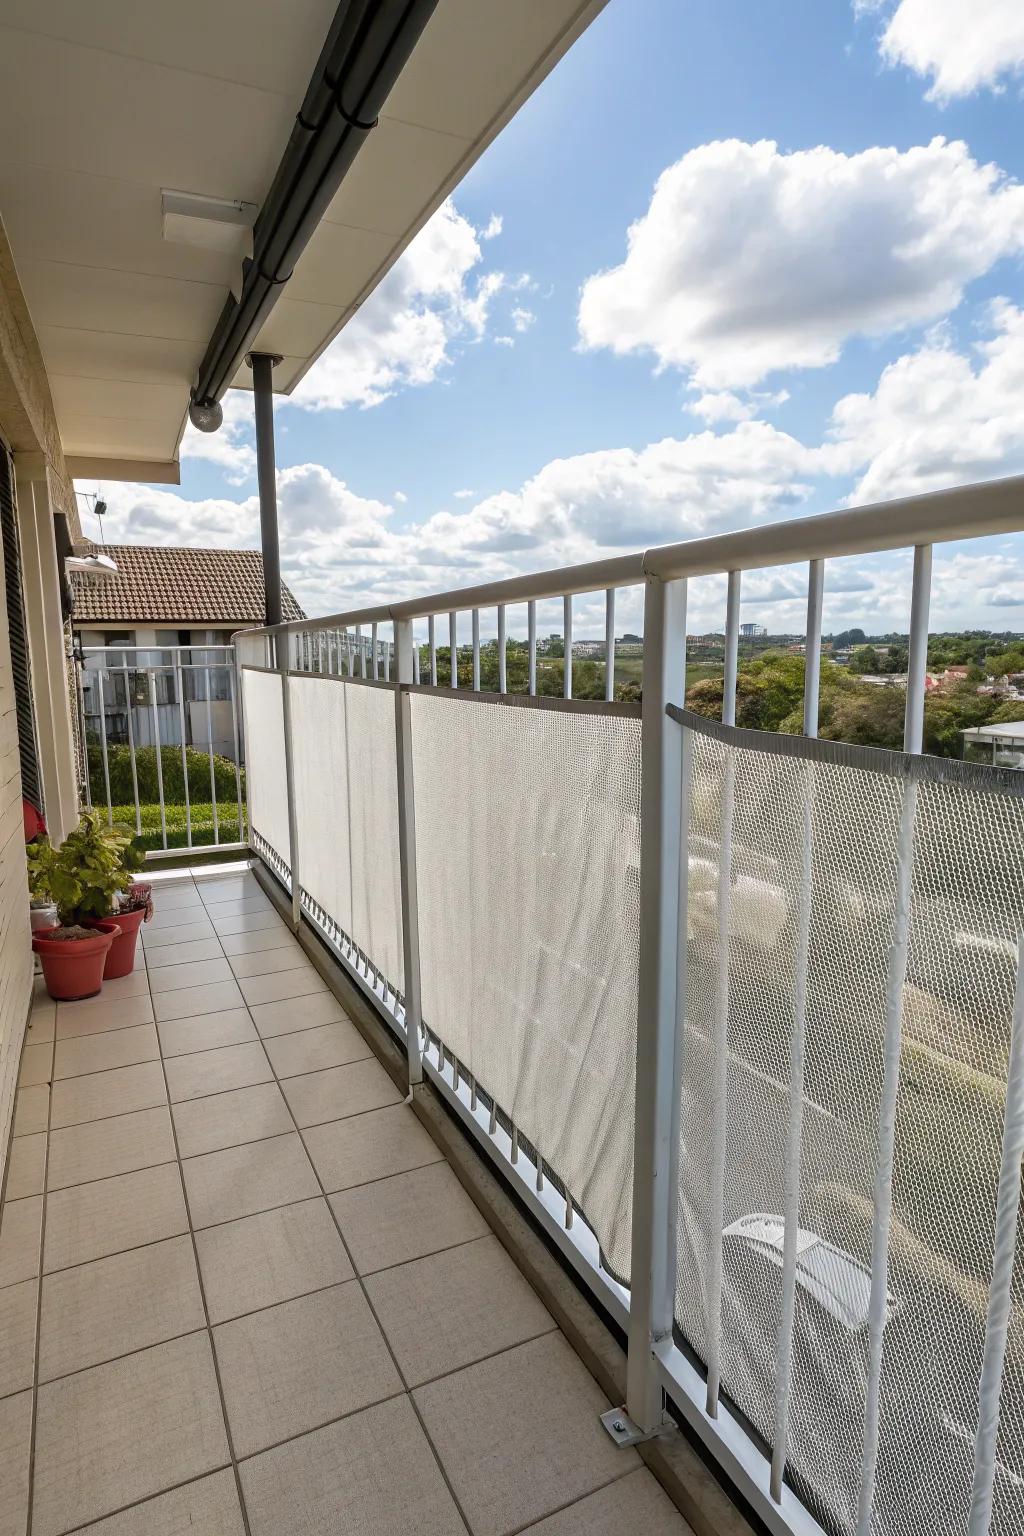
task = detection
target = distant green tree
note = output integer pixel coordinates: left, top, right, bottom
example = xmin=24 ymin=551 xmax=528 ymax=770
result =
xmin=850 ymin=645 xmax=880 ymax=674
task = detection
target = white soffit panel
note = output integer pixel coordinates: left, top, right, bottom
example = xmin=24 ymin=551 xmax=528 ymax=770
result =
xmin=0 ymin=0 xmax=607 ymax=466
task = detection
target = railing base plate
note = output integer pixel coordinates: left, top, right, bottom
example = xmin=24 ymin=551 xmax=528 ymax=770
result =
xmin=600 ymin=1407 xmax=672 ymax=1447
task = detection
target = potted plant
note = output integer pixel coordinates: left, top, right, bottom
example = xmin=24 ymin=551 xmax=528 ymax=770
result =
xmin=102 ymin=839 xmax=153 ymax=979
xmin=26 ymin=836 xmax=59 ymax=934
xmin=30 ymin=813 xmax=128 ymax=1000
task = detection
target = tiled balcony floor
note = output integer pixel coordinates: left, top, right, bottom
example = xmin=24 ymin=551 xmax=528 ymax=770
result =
xmin=1 ymin=867 xmax=692 ymax=1536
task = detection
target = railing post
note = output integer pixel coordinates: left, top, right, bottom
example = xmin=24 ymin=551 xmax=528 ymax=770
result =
xmin=395 ymin=618 xmax=423 ymax=1087
xmin=624 ymin=572 xmax=688 ymax=1435
xmin=277 ymin=631 xmax=302 ymax=931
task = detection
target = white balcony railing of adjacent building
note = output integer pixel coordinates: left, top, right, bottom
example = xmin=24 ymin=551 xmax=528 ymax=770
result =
xmin=86 ymin=477 xmax=1024 ymax=1536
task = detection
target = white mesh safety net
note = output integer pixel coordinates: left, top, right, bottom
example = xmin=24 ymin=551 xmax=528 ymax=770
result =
xmin=676 ymin=712 xmax=1024 ymax=1536
xmin=289 ymin=676 xmax=404 ymax=994
xmin=411 ymin=694 xmax=641 ymax=1279
xmin=241 ymin=668 xmax=289 ymax=871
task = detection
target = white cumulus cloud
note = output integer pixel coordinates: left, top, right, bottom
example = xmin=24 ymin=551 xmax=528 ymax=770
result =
xmin=578 ymin=137 xmax=1024 ymax=390
xmin=859 ymin=0 xmax=1024 ymax=102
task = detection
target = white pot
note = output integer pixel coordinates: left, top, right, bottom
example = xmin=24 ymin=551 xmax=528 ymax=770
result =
xmin=30 ymin=902 xmax=59 ymax=933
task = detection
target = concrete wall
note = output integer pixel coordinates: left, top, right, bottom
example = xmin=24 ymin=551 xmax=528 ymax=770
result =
xmin=0 ymin=215 xmax=82 ymax=1179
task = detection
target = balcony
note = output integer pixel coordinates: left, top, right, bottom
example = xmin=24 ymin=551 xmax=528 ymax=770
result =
xmin=46 ymin=480 xmax=1024 ymax=1536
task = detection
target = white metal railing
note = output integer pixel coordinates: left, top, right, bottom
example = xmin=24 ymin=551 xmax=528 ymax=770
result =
xmin=237 ymin=473 xmax=1024 ymax=1536
xmin=76 ymin=644 xmax=247 ymax=857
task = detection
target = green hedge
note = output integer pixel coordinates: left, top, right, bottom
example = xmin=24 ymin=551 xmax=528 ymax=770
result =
xmin=89 ymin=744 xmax=244 ymax=806
xmin=108 ymin=802 xmax=247 ymax=853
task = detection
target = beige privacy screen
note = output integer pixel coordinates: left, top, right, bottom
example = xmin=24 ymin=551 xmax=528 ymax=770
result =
xmin=676 ymin=712 xmax=1024 ymax=1536
xmin=410 ymin=693 xmax=641 ymax=1281
xmin=288 ymin=676 xmax=404 ymax=994
xmin=241 ymin=668 xmax=289 ymax=871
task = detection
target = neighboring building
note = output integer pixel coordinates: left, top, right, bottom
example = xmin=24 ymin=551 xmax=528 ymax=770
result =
xmin=70 ymin=545 xmax=304 ymax=759
xmin=739 ymin=621 xmax=766 ymax=638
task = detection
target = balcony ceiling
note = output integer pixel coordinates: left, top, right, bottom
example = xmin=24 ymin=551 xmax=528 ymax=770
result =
xmin=0 ymin=0 xmax=606 ymax=480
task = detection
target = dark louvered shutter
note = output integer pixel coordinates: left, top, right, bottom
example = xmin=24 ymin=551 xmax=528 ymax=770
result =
xmin=0 ymin=444 xmax=42 ymax=814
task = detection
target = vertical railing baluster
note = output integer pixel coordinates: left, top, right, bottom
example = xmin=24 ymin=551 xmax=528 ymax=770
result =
xmin=772 ymin=557 xmax=824 ymax=1499
xmin=278 ymin=630 xmax=302 ymax=930
xmin=228 ymin=662 xmax=244 ymax=845
xmin=706 ymin=569 xmax=740 ymax=1417
xmin=120 ymin=664 xmax=142 ymax=836
xmin=626 ymin=573 xmax=688 ymax=1434
xmin=395 ymin=618 xmax=423 ymax=1088
xmin=384 ymin=626 xmax=391 ymax=682
xmin=856 ymin=543 xmax=931 ymax=1536
xmin=75 ymin=658 xmax=92 ymax=810
xmin=604 ymin=586 xmax=616 ymax=702
xmin=205 ymin=664 xmax=219 ymax=846
xmin=372 ymin=622 xmax=379 ymax=680
xmin=497 ymin=605 xmax=507 ymax=694
xmin=174 ymin=648 xmax=192 ymax=848
xmin=528 ymin=600 xmax=537 ymax=696
xmin=967 ymin=946 xmax=1024 ymax=1536
xmin=563 ymin=594 xmax=573 ymax=700
xmin=149 ymin=669 xmax=168 ymax=851
xmin=429 ymin=614 xmax=437 ymax=687
xmin=449 ymin=611 xmax=458 ymax=690
xmin=346 ymin=626 xmax=354 ymax=678
xmin=472 ymin=609 xmax=480 ymax=691
xmin=96 ymin=668 xmax=112 ymax=826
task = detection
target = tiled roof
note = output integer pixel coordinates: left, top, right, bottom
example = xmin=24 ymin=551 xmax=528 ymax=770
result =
xmin=69 ymin=544 xmax=305 ymax=626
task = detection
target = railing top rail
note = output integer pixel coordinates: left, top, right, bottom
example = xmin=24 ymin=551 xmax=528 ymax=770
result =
xmin=80 ymin=644 xmax=237 ymax=653
xmin=237 ymin=471 xmax=1024 ymax=640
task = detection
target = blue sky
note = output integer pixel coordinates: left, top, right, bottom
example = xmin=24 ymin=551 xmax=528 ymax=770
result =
xmin=88 ymin=0 xmax=1024 ymax=638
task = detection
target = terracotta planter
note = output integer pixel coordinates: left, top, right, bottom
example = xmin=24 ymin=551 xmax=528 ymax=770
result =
xmin=32 ymin=922 xmax=120 ymax=1002
xmin=92 ymin=906 xmax=146 ymax=979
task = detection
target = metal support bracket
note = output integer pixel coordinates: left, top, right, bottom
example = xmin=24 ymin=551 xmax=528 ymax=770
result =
xmin=600 ymin=1406 xmax=673 ymax=1448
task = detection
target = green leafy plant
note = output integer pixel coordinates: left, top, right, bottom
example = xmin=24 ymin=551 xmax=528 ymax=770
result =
xmin=32 ymin=812 xmax=136 ymax=923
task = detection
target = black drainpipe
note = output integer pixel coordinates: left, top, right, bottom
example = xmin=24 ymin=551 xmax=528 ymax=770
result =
xmin=190 ymin=0 xmax=439 ymax=421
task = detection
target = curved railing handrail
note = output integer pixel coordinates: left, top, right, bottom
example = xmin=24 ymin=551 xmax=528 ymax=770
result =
xmin=235 ymin=471 xmax=1024 ymax=641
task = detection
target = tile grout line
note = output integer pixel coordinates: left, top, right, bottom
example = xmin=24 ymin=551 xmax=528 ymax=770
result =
xmin=144 ymin=877 xmax=256 ymax=1536
xmin=249 ymin=978 xmax=477 ymax=1536
xmin=24 ymin=1004 xmax=54 ymax=1536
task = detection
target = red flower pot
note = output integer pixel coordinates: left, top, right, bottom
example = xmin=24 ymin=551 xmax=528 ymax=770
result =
xmin=92 ymin=906 xmax=146 ymax=979
xmin=32 ymin=923 xmax=120 ymax=1002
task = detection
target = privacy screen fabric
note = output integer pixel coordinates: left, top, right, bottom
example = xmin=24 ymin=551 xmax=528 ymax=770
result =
xmin=241 ymin=668 xmax=289 ymax=871
xmin=289 ymin=677 xmax=404 ymax=994
xmin=410 ymin=694 xmax=641 ymax=1281
xmin=675 ymin=711 xmax=1024 ymax=1536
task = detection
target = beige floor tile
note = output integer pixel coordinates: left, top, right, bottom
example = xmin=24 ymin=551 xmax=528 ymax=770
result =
xmin=227 ymin=942 xmax=302 ymax=978
xmin=367 ymin=1235 xmax=554 ymax=1387
xmin=182 ymin=1132 xmax=319 ymax=1228
xmin=240 ymin=1394 xmax=465 ymax=1536
xmin=142 ymin=919 xmax=216 ymax=950
xmin=43 ymin=1162 xmax=188 ymax=1273
xmin=153 ymin=979 xmax=245 ymax=1023
xmin=144 ymin=937 xmax=223 ymax=970
xmin=33 ymin=1332 xmax=229 ymax=1536
xmin=195 ymin=1197 xmax=352 ymax=1324
xmin=237 ymin=967 xmax=327 ymax=1008
xmin=196 ymin=877 xmax=262 ymax=902
xmin=71 ymin=1469 xmax=246 ymax=1535
xmin=49 ymin=1061 xmax=167 ymax=1129
xmin=214 ymin=1281 xmax=401 ymax=1456
xmin=212 ymin=909 xmax=289 ymax=937
xmin=157 ymin=1008 xmax=257 ymax=1059
xmin=0 ymin=1197 xmax=42 ymax=1287
xmin=54 ymin=1022 xmax=159 ymax=1080
xmin=330 ymin=1162 xmax=488 ymax=1275
xmin=414 ymin=1334 xmax=637 ymax=1536
xmin=202 ymin=895 xmax=272 ymax=918
xmin=26 ymin=1007 xmax=55 ymax=1043
xmin=164 ymin=1042 xmax=271 ymax=1103
xmin=39 ymin=1234 xmax=205 ymax=1382
xmin=0 ymin=1280 xmax=37 ymax=1397
xmin=281 ymin=1058 xmax=402 ymax=1128
xmin=55 ymin=992 xmax=154 ymax=1040
xmin=149 ymin=882 xmax=202 ymax=908
xmin=18 ymin=1038 xmax=53 ymax=1087
xmin=219 ymin=926 xmax=295 ymax=957
xmin=13 ymin=1084 xmax=48 ymax=1137
xmin=0 ymin=1391 xmax=32 ymax=1536
xmin=172 ymin=1082 xmax=292 ymax=1158
xmin=518 ymin=1468 xmax=693 ymax=1534
xmin=262 ymin=1020 xmax=371 ymax=1077
xmin=47 ymin=1105 xmax=175 ymax=1190
xmin=5 ymin=1131 xmax=46 ymax=1199
xmin=149 ymin=957 xmax=233 ymax=993
xmin=249 ymin=991 xmax=353 ymax=1039
xmin=304 ymin=1104 xmax=443 ymax=1193
xmin=146 ymin=906 xmax=216 ymax=935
